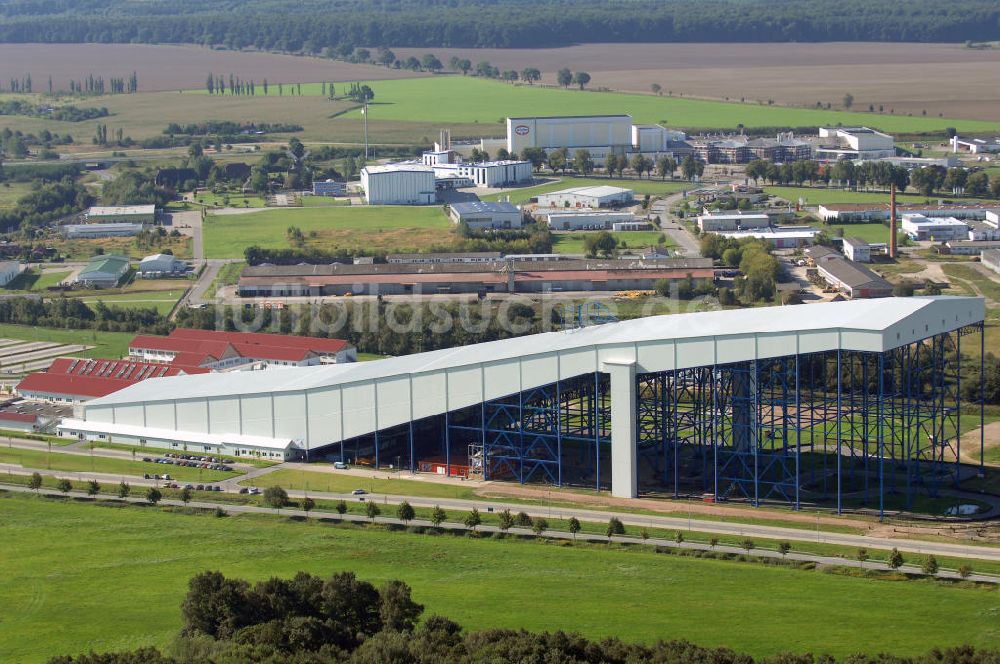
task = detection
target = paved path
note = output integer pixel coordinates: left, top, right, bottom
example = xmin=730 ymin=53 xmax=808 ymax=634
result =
xmin=3 ymin=483 xmax=995 ymax=583
xmin=13 ymin=454 xmax=996 ymax=562
xmin=651 ymin=191 xmax=700 ymax=256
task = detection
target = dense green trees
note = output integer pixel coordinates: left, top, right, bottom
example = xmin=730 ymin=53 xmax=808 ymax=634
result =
xmin=4 ymin=1 xmax=999 ymax=51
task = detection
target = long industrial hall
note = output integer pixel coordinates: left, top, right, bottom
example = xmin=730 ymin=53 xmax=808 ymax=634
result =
xmin=65 ymin=297 xmax=986 ymax=517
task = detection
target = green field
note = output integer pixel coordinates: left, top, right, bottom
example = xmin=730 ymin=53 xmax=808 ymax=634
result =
xmin=826 ymin=223 xmax=906 ymax=245
xmin=301 ymin=195 xmax=351 ymax=207
xmin=76 ymin=290 xmax=186 ymax=315
xmin=251 ymin=468 xmax=479 ymax=500
xmin=764 ymin=186 xmax=987 ymax=207
xmin=4 ymin=269 xmax=72 ymax=292
xmin=190 ymin=77 xmax=1000 ymax=134
xmin=485 ymin=176 xmax=689 ymax=204
xmin=203 ymin=205 xmax=454 ymax=258
xmin=191 ymin=191 xmax=266 ymax=208
xmin=0 ymin=181 xmax=34 ymax=208
xmin=552 ymin=231 xmax=668 ymax=255
xmin=2 ymin=493 xmax=998 ymax=663
xmin=0 ymin=447 xmax=240 ymax=482
xmin=0 ymin=323 xmax=135 ymax=358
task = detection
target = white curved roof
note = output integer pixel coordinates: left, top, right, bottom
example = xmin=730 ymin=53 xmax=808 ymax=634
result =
xmin=87 ymin=297 xmax=983 ymax=408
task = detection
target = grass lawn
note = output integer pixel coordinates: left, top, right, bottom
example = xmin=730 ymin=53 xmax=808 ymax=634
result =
xmin=484 ymin=176 xmax=689 ymax=204
xmin=189 ymin=77 xmax=1000 ymax=134
xmin=0 ymin=447 xmax=241 ymax=482
xmin=47 ymin=234 xmax=193 ymax=261
xmin=301 ymin=195 xmax=350 ymax=207
xmin=75 ymin=290 xmax=186 ymax=315
xmin=247 ymin=468 xmax=479 ymax=501
xmin=942 ymin=263 xmax=1000 ymax=302
xmin=2 ymin=493 xmax=998 ymax=663
xmin=203 ymin=205 xmax=453 ymax=258
xmin=4 ymin=269 xmax=72 ymax=292
xmin=552 ymin=231 xmax=669 ymax=255
xmin=0 ymin=181 xmax=33 ymax=208
xmin=765 ymin=186 xmax=987 ymax=207
xmin=825 ymin=223 xmax=907 ymax=245
xmin=0 ymin=323 xmax=134 ymax=358
xmin=191 ymin=191 xmax=266 ymax=208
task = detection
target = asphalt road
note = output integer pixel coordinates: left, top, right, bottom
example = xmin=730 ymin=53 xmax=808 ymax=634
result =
xmin=3 ymin=482 xmax=995 ymax=584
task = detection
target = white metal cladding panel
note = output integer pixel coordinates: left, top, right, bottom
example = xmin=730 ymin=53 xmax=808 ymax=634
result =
xmin=636 ymin=340 xmax=674 ymax=373
xmin=558 ymin=347 xmax=596 ymax=380
xmin=447 ymin=365 xmax=484 ymax=411
xmin=799 ymin=330 xmax=839 ymax=355
xmin=341 ymin=382 xmax=376 ymax=439
xmin=376 ymin=377 xmax=412 ymax=430
xmin=240 ymin=394 xmax=273 ymax=437
xmin=520 ymin=354 xmax=558 ymax=391
xmin=84 ymin=404 xmax=116 ymax=424
xmin=483 ymin=359 xmax=521 ymax=401
xmin=306 ymin=388 xmax=341 ymax=446
xmin=411 ymin=371 xmax=446 ymax=420
xmin=113 ymin=404 xmax=145 ymax=426
xmin=840 ymin=330 xmax=884 ymax=353
xmin=598 ymin=343 xmax=637 ymax=366
xmin=175 ymin=399 xmax=209 ymax=432
xmin=675 ymin=337 xmax=715 ymax=369
xmin=716 ymin=334 xmax=757 ymax=366
xmin=273 ymin=392 xmax=308 ymax=441
xmin=145 ymin=402 xmax=176 ymax=430
xmin=757 ymin=332 xmax=797 ymax=360
xmin=207 ymin=397 xmax=240 ymax=434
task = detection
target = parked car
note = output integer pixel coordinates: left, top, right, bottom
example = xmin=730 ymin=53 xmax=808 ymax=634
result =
xmin=249 ymin=487 xmax=261 ymax=495
xmin=238 ymin=487 xmax=249 ymax=494
xmin=333 ymin=462 xmax=347 ymax=470
xmin=351 ymin=488 xmax=366 ymax=495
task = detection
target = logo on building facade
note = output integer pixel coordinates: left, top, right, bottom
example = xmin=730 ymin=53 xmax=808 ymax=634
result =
xmin=514 ymin=125 xmax=530 ymax=136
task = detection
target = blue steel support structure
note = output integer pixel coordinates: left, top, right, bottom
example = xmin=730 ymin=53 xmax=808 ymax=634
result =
xmin=330 ymin=325 xmax=981 ymax=513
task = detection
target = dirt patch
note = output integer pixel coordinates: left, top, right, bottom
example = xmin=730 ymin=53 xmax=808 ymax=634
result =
xmin=960 ymin=421 xmax=1000 ymax=465
xmin=391 ymin=42 xmax=1000 ymax=123
xmin=0 ymin=43 xmax=425 ymax=92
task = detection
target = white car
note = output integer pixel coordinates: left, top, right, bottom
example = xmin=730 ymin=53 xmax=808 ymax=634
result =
xmin=351 ymin=488 xmax=366 ymax=495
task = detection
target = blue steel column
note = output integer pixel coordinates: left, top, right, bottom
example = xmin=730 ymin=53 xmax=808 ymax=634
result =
xmin=445 ymin=410 xmax=451 ymax=477
xmin=408 ymin=421 xmax=415 ymax=473
xmin=556 ymin=378 xmax=563 ymax=487
xmin=982 ymin=325 xmax=987 ymax=476
xmin=878 ymin=353 xmax=885 ymax=521
xmin=836 ymin=349 xmax=842 ymax=515
xmin=956 ymin=331 xmax=962 ymax=485
xmin=794 ymin=354 xmax=801 ymax=511
xmin=594 ymin=371 xmax=601 ymax=491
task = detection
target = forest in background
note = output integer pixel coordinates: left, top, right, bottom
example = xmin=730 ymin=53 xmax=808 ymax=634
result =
xmin=0 ymin=0 xmax=998 ymax=50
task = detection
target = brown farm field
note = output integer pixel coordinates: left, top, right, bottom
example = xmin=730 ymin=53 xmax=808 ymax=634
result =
xmin=391 ymin=42 xmax=1000 ymax=123
xmin=0 ymin=43 xmax=425 ymax=92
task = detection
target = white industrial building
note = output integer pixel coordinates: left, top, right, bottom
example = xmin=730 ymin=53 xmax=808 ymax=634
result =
xmin=815 ymin=127 xmax=895 ymax=161
xmin=507 ymin=115 xmax=632 ymax=160
xmin=0 ymin=261 xmax=24 ymax=287
xmin=448 ymin=201 xmax=522 ymax=230
xmin=138 ymin=253 xmax=189 ymax=278
xmin=717 ymin=227 xmax=818 ymax=248
xmin=901 ymin=214 xmax=969 ymax=242
xmin=951 ymin=136 xmax=1000 ymax=154
xmin=360 ymin=164 xmax=437 ymax=205
xmin=431 ymin=160 xmax=532 ymax=188
xmin=64 ymin=223 xmax=145 ymax=239
xmin=85 ymin=204 xmax=157 ymax=224
xmin=697 ymin=212 xmax=771 ymax=233
xmin=536 ymin=185 xmax=634 ymax=209
xmin=545 ymin=210 xmax=636 ymax=231
xmin=842 ymin=237 xmax=871 ymax=263
xmin=57 ymin=297 xmax=985 ymax=498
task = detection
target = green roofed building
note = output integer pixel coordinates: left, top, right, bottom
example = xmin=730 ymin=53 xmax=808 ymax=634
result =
xmin=75 ymin=254 xmax=130 ymax=288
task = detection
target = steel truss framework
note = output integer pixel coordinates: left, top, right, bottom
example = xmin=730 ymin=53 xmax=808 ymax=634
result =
xmin=322 ymin=325 xmax=984 ymax=515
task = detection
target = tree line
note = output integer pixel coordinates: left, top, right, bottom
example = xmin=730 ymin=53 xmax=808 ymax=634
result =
xmin=745 ymin=158 xmax=1000 ymax=198
xmin=2 ymin=0 xmax=999 ymax=50
xmin=0 ymin=72 xmax=137 ymax=95
xmin=0 ymin=297 xmax=170 ymax=334
xmin=47 ymin=568 xmax=999 ymax=664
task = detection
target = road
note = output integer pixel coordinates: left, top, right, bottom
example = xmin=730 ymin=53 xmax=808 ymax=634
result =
xmin=650 ymin=191 xmax=701 ymax=256
xmin=3 ymin=455 xmax=998 ymax=564
xmin=3 ymin=482 xmax=995 ymax=583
